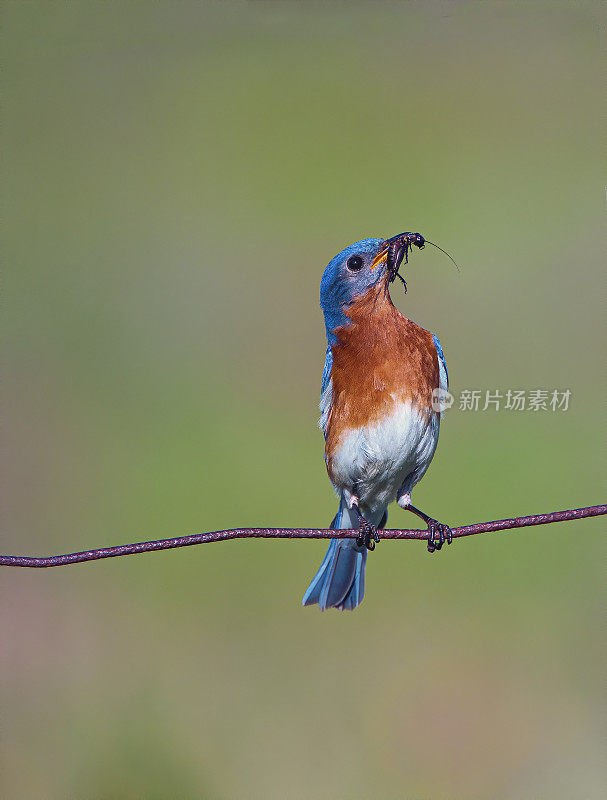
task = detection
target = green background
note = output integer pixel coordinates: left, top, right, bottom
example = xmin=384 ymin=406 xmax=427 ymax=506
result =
xmin=3 ymin=2 xmax=604 ymax=798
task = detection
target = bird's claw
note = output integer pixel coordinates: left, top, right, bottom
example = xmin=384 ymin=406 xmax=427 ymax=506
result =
xmin=426 ymin=520 xmax=452 ymax=553
xmin=356 ymin=519 xmax=380 ymax=551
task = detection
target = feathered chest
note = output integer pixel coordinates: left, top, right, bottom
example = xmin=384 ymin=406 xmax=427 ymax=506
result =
xmin=323 ymin=286 xmax=439 ymax=461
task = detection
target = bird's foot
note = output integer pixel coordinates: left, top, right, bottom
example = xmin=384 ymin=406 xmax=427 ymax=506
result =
xmin=356 ymin=518 xmax=380 ymax=551
xmin=347 ymin=495 xmax=381 ymax=551
xmin=403 ymin=504 xmax=453 ymax=554
xmin=425 ymin=519 xmax=453 ymax=553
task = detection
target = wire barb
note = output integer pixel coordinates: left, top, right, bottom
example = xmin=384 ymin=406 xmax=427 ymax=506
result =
xmin=0 ymin=505 xmax=604 ymax=569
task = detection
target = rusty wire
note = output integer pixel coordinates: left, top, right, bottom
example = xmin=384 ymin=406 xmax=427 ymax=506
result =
xmin=0 ymin=504 xmax=604 ymax=569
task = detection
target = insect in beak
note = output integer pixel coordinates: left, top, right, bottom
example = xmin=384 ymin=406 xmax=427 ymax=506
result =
xmin=384 ymin=232 xmax=426 ymax=290
xmin=382 ymin=231 xmax=459 ymax=292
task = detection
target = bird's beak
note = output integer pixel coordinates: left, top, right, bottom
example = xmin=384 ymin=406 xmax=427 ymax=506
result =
xmin=369 ymin=247 xmax=389 ymax=272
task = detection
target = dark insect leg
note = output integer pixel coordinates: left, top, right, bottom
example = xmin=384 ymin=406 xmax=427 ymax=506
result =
xmin=395 ymin=272 xmax=407 ymax=292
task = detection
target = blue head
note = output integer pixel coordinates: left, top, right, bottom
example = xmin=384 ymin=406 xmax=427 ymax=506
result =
xmin=320 ymin=238 xmax=386 ymax=343
xmin=320 ymin=232 xmax=426 ymax=343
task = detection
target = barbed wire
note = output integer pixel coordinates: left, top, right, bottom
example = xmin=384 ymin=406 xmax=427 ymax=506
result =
xmin=0 ymin=505 xmax=604 ymax=569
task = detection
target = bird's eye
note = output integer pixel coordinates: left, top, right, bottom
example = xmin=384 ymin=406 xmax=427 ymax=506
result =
xmin=347 ymin=255 xmax=364 ymax=271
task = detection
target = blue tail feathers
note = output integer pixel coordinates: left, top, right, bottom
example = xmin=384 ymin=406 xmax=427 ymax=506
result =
xmin=302 ymin=504 xmax=386 ymax=611
xmin=302 ymin=538 xmax=367 ymax=611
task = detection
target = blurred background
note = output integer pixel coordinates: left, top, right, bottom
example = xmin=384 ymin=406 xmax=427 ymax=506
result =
xmin=2 ymin=2 xmax=605 ymax=798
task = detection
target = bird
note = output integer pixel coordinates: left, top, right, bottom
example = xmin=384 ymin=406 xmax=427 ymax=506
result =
xmin=302 ymin=231 xmax=451 ymax=611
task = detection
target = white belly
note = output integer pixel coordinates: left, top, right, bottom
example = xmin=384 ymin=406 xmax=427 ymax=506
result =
xmin=329 ymin=400 xmax=440 ymax=517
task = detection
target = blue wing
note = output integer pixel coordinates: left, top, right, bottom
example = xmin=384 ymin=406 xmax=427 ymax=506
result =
xmin=319 ymin=344 xmax=333 ymax=439
xmin=431 ymin=332 xmax=449 ymax=390
xmin=321 ymin=344 xmax=332 ymax=396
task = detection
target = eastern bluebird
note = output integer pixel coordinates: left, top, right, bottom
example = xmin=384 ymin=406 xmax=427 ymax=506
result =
xmin=303 ymin=231 xmax=451 ymax=612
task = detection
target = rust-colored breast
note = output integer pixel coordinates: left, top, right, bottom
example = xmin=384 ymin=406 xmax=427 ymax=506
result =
xmin=325 ymin=284 xmax=439 ymax=465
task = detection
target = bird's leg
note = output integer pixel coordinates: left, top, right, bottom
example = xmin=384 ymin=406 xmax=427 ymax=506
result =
xmin=405 ymin=504 xmax=453 ymax=553
xmin=349 ymin=499 xmax=380 ymax=551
